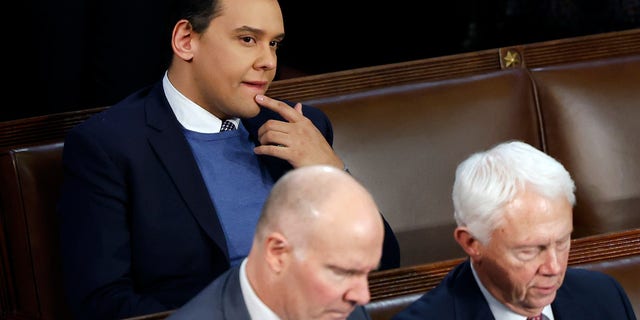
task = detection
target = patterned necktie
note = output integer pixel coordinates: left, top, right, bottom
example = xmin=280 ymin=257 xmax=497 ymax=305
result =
xmin=220 ymin=120 xmax=236 ymax=132
xmin=527 ymin=314 xmax=545 ymax=320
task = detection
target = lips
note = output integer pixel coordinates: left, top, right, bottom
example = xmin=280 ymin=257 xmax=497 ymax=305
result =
xmin=242 ymin=81 xmax=268 ymax=90
xmin=532 ymin=284 xmax=558 ymax=296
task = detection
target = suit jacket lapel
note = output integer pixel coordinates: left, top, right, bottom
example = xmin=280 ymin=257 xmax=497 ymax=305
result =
xmin=550 ymin=281 xmax=579 ymax=320
xmin=144 ymin=83 xmax=229 ymax=258
xmin=453 ymin=260 xmax=496 ymax=320
xmin=221 ymin=267 xmax=252 ymax=320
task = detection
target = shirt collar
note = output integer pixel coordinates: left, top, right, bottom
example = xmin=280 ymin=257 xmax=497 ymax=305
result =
xmin=470 ymin=261 xmax=554 ymax=320
xmin=162 ymin=71 xmax=239 ymax=133
xmin=240 ymin=258 xmax=281 ymax=320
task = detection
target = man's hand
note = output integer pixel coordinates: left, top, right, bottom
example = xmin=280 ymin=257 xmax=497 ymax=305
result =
xmin=253 ymin=94 xmax=344 ymax=169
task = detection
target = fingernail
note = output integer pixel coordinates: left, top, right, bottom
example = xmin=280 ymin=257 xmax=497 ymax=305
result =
xmin=256 ymin=95 xmax=265 ymax=102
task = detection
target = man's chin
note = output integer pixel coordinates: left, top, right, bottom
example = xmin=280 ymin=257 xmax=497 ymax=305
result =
xmin=323 ymin=307 xmax=355 ymax=320
xmin=528 ymin=290 xmax=557 ymax=309
xmin=239 ymin=103 xmax=262 ymax=119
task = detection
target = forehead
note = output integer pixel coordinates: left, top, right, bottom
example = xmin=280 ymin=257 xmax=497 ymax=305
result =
xmin=306 ymin=224 xmax=382 ymax=271
xmin=216 ymin=0 xmax=284 ymax=33
xmin=496 ymin=190 xmax=573 ymax=243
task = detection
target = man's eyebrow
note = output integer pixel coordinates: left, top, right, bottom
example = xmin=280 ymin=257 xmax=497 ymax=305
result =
xmin=329 ymin=264 xmax=373 ymax=275
xmin=235 ymin=25 xmax=285 ymax=40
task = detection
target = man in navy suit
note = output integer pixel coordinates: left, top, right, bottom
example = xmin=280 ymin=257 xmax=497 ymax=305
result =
xmin=393 ymin=141 xmax=637 ymax=320
xmin=168 ymin=165 xmax=383 ymax=320
xmin=57 ymin=0 xmax=398 ymax=318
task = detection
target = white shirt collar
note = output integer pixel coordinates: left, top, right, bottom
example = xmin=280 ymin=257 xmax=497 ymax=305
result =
xmin=239 ymin=258 xmax=281 ymax=320
xmin=470 ymin=261 xmax=554 ymax=320
xmin=162 ymin=71 xmax=239 ymax=133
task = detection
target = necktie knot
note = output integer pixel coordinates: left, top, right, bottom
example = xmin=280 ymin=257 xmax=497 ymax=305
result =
xmin=527 ymin=314 xmax=545 ymax=320
xmin=220 ymin=120 xmax=236 ymax=132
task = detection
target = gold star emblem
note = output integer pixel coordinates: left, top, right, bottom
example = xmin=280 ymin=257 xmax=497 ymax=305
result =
xmin=503 ymin=50 xmax=521 ymax=68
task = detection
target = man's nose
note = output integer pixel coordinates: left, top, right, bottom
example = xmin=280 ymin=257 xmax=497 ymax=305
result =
xmin=344 ymin=277 xmax=371 ymax=306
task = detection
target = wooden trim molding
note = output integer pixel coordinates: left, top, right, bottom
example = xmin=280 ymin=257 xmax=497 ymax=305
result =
xmin=0 ymin=107 xmax=106 ymax=150
xmin=267 ymin=29 xmax=640 ymax=102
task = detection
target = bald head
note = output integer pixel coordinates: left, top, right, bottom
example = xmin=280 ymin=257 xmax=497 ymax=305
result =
xmin=247 ymin=165 xmax=384 ymax=319
xmin=254 ymin=165 xmax=383 ymax=251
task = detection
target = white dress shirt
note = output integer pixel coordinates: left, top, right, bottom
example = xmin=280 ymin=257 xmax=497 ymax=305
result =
xmin=240 ymin=258 xmax=281 ymax=320
xmin=162 ymin=72 xmax=239 ymax=133
xmin=470 ymin=262 xmax=554 ymax=320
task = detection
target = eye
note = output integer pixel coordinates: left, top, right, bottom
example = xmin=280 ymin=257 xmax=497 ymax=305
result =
xmin=556 ymin=237 xmax=571 ymax=251
xmin=515 ymin=247 xmax=540 ymax=261
xmin=329 ymin=266 xmax=358 ymax=278
xmin=240 ymin=36 xmax=256 ymax=45
xmin=269 ymin=40 xmax=282 ymax=49
xmin=334 ymin=269 xmax=351 ymax=277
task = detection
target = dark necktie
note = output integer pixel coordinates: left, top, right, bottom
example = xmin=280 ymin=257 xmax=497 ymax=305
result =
xmin=220 ymin=120 xmax=236 ymax=132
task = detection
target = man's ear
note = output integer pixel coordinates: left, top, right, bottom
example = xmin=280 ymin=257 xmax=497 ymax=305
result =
xmin=454 ymin=227 xmax=482 ymax=259
xmin=171 ymin=19 xmax=196 ymax=61
xmin=264 ymin=232 xmax=290 ymax=273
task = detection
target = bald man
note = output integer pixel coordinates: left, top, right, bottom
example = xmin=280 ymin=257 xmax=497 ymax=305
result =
xmin=167 ymin=165 xmax=384 ymax=320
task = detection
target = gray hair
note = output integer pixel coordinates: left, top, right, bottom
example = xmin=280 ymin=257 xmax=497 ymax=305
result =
xmin=452 ymin=141 xmax=576 ymax=244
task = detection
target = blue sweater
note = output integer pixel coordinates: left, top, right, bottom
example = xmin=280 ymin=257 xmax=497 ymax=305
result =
xmin=185 ymin=123 xmax=273 ymax=265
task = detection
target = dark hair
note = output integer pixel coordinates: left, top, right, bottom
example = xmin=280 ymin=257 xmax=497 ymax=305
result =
xmin=170 ymin=0 xmax=224 ymax=33
xmin=161 ymin=0 xmax=224 ymax=68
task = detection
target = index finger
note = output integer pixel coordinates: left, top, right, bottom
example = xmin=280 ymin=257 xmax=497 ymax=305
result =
xmin=255 ymin=94 xmax=303 ymax=122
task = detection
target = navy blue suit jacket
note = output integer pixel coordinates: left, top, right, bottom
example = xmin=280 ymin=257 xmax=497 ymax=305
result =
xmin=166 ymin=265 xmax=372 ymax=320
xmin=58 ymin=80 xmax=399 ymax=319
xmin=392 ymin=259 xmax=637 ymax=320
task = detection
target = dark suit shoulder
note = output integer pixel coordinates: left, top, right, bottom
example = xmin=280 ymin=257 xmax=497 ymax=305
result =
xmin=166 ymin=267 xmax=244 ymax=320
xmin=554 ymin=267 xmax=636 ymax=318
xmin=391 ymin=262 xmax=467 ymax=319
xmin=74 ymin=82 xmax=159 ymax=131
xmin=348 ymin=305 xmax=372 ymax=320
xmin=393 ymin=260 xmax=496 ymax=320
xmin=66 ymin=80 xmax=168 ymax=153
xmin=561 ymin=267 xmax=630 ymax=298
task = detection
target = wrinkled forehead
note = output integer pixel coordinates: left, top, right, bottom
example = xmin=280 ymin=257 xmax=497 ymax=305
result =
xmin=495 ymin=193 xmax=573 ymax=244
